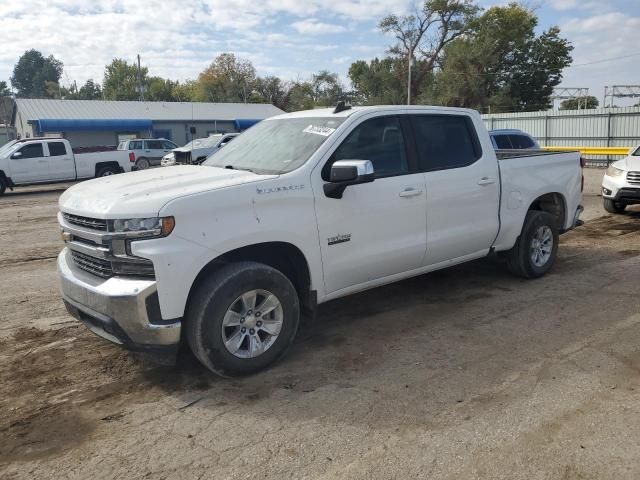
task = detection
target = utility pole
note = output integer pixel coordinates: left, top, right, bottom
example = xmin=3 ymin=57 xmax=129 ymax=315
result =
xmin=136 ymin=54 xmax=145 ymax=102
xmin=407 ymin=50 xmax=413 ymax=106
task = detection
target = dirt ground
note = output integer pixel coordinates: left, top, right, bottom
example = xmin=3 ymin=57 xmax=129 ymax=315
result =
xmin=1 ymin=169 xmax=640 ymax=479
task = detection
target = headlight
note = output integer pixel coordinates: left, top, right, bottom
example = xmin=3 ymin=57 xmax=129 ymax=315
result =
xmin=163 ymin=153 xmax=175 ymax=161
xmin=606 ymin=165 xmax=625 ymax=178
xmin=110 ymin=217 xmax=175 ymax=237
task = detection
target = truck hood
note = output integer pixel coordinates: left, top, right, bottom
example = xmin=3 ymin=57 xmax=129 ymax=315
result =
xmin=59 ymin=165 xmax=275 ymax=217
xmin=614 ymin=155 xmax=640 ymax=171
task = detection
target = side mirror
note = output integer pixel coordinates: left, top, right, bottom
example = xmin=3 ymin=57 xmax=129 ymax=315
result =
xmin=324 ymin=160 xmax=375 ymax=199
xmin=11 ymin=151 xmax=22 ymax=159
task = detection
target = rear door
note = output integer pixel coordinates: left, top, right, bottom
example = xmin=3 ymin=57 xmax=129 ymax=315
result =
xmin=145 ymin=140 xmax=166 ymax=164
xmin=46 ymin=141 xmax=76 ymax=180
xmin=410 ymin=114 xmax=500 ymax=266
xmin=8 ymin=142 xmax=49 ymax=183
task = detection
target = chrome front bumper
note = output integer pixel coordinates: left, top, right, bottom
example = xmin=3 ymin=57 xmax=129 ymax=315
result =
xmin=58 ymin=248 xmax=181 ymax=353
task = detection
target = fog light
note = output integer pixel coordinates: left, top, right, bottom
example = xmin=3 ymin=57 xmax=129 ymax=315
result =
xmin=602 ymin=188 xmax=612 ymax=195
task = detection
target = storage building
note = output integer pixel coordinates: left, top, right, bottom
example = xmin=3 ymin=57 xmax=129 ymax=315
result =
xmin=11 ymin=99 xmax=283 ymax=147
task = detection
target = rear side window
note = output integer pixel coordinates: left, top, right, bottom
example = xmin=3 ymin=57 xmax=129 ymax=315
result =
xmin=329 ymin=116 xmax=408 ymax=178
xmin=16 ymin=143 xmax=44 ymax=159
xmin=411 ymin=115 xmax=481 ymax=171
xmin=129 ymin=140 xmax=142 ymax=150
xmin=508 ymin=134 xmax=535 ymax=149
xmin=48 ymin=142 xmax=67 ymax=156
xmin=493 ymin=135 xmax=512 ymax=149
xmin=146 ymin=140 xmax=163 ymax=149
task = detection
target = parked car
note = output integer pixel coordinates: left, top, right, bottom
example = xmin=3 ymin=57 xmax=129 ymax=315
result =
xmin=601 ymin=144 xmax=640 ymax=213
xmin=161 ymin=133 xmax=239 ymax=167
xmin=0 ymin=138 xmax=132 ymax=195
xmin=489 ymin=129 xmax=540 ymax=150
xmin=117 ymin=138 xmax=178 ymax=170
xmin=57 ymin=105 xmax=583 ymax=377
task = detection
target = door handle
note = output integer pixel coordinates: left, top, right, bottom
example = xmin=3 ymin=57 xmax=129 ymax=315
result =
xmin=399 ymin=188 xmax=424 ymax=198
xmin=38 ymin=160 xmax=47 ymax=163
xmin=477 ymin=177 xmax=496 ymax=186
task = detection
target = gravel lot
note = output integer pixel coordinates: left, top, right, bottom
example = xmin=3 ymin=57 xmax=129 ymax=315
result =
xmin=1 ymin=168 xmax=639 ymax=479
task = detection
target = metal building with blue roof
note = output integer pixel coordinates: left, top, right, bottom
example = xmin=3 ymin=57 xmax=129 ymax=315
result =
xmin=10 ymin=99 xmax=283 ymax=148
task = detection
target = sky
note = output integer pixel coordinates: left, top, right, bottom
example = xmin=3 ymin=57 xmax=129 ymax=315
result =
xmin=0 ymin=0 xmax=639 ymax=107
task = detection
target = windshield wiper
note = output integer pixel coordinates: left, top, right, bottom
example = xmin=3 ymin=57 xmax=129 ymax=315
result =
xmin=224 ymin=165 xmax=255 ymax=173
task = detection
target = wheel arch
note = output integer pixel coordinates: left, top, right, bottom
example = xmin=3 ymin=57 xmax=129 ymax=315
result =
xmin=527 ymin=192 xmax=567 ymax=231
xmin=94 ymin=161 xmax=123 ymax=176
xmin=187 ymin=241 xmax=315 ymax=316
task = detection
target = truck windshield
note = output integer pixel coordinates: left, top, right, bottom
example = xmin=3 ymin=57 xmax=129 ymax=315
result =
xmin=632 ymin=146 xmax=640 ymax=156
xmin=203 ymin=118 xmax=345 ymax=174
xmin=0 ymin=140 xmax=18 ymax=157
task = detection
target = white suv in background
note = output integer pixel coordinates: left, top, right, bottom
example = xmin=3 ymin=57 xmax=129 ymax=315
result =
xmin=117 ymin=138 xmax=178 ymax=170
xmin=601 ymin=145 xmax=640 ymax=213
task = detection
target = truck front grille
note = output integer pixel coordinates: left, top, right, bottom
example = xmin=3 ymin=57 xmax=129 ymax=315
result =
xmin=70 ymin=250 xmax=113 ymax=278
xmin=63 ymin=213 xmax=108 ymax=231
xmin=174 ymin=151 xmax=192 ymax=165
xmin=627 ymin=171 xmax=640 ymax=185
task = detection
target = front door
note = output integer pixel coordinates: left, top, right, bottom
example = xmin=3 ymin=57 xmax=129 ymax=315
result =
xmin=410 ymin=114 xmax=501 ymax=266
xmin=314 ymin=115 xmax=428 ymax=294
xmin=9 ymin=142 xmax=49 ymax=183
xmin=46 ymin=141 xmax=76 ymax=181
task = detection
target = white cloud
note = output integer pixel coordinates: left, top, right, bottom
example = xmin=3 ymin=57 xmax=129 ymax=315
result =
xmin=547 ymin=0 xmax=578 ymax=11
xmin=0 ymin=0 xmax=411 ymax=86
xmin=291 ymin=19 xmax=348 ymax=35
xmin=559 ymin=12 xmax=640 ymax=105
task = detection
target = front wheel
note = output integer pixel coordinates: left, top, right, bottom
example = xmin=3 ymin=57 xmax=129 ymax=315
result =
xmin=506 ymin=210 xmax=559 ymax=279
xmin=186 ymin=261 xmax=300 ymax=377
xmin=603 ymin=198 xmax=626 ymax=214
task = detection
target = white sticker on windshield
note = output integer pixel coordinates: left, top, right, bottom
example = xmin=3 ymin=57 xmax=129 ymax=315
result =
xmin=303 ymin=125 xmax=336 ymax=136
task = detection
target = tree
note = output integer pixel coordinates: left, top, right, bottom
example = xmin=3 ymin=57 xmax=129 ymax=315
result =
xmin=348 ymin=58 xmax=407 ymax=105
xmin=433 ymin=3 xmax=573 ymax=112
xmin=11 ymin=49 xmax=63 ymax=98
xmin=287 ymin=81 xmax=315 ymax=111
xmin=310 ymin=70 xmax=344 ymax=107
xmin=196 ymin=53 xmax=256 ymax=103
xmin=172 ymin=80 xmax=199 ymax=102
xmin=559 ymin=96 xmax=598 ymax=110
xmin=251 ymin=76 xmax=291 ymax=110
xmin=102 ymin=58 xmax=148 ymax=100
xmin=379 ymin=0 xmax=479 ymax=104
xmin=147 ymin=77 xmax=179 ymax=101
xmin=0 ymin=81 xmax=10 ymax=96
xmin=77 ymin=79 xmax=102 ymax=100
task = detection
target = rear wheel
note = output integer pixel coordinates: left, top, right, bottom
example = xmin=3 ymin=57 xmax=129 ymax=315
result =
xmin=0 ymin=176 xmax=6 ymax=195
xmin=506 ymin=210 xmax=559 ymax=279
xmin=186 ymin=261 xmax=300 ymax=377
xmin=135 ymin=158 xmax=150 ymax=170
xmin=603 ymin=198 xmax=626 ymax=214
xmin=96 ymin=166 xmax=119 ymax=177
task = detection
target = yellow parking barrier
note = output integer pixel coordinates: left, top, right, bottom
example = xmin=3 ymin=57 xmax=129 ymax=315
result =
xmin=542 ymin=146 xmax=631 ymax=156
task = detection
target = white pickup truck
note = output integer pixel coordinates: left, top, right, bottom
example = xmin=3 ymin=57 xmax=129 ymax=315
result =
xmin=56 ymin=105 xmax=584 ymax=377
xmin=0 ymin=138 xmax=132 ymax=195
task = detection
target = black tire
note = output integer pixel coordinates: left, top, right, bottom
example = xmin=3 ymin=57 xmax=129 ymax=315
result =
xmin=506 ymin=210 xmax=559 ymax=279
xmin=603 ymin=198 xmax=626 ymax=214
xmin=0 ymin=176 xmax=6 ymax=195
xmin=185 ymin=261 xmax=300 ymax=377
xmin=135 ymin=158 xmax=150 ymax=170
xmin=96 ymin=166 xmax=119 ymax=177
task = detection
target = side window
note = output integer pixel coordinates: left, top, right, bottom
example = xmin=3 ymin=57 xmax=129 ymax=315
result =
xmin=48 ymin=142 xmax=67 ymax=156
xmin=129 ymin=140 xmax=142 ymax=150
xmin=147 ymin=140 xmax=163 ymax=149
xmin=412 ymin=115 xmax=481 ymax=171
xmin=328 ymin=116 xmax=408 ymax=179
xmin=508 ymin=134 xmax=535 ymax=149
xmin=162 ymin=141 xmax=176 ymax=149
xmin=16 ymin=143 xmax=44 ymax=159
xmin=493 ymin=135 xmax=512 ymax=149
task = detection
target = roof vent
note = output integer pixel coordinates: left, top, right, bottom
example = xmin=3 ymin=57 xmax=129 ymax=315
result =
xmin=333 ymin=100 xmax=352 ymax=114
